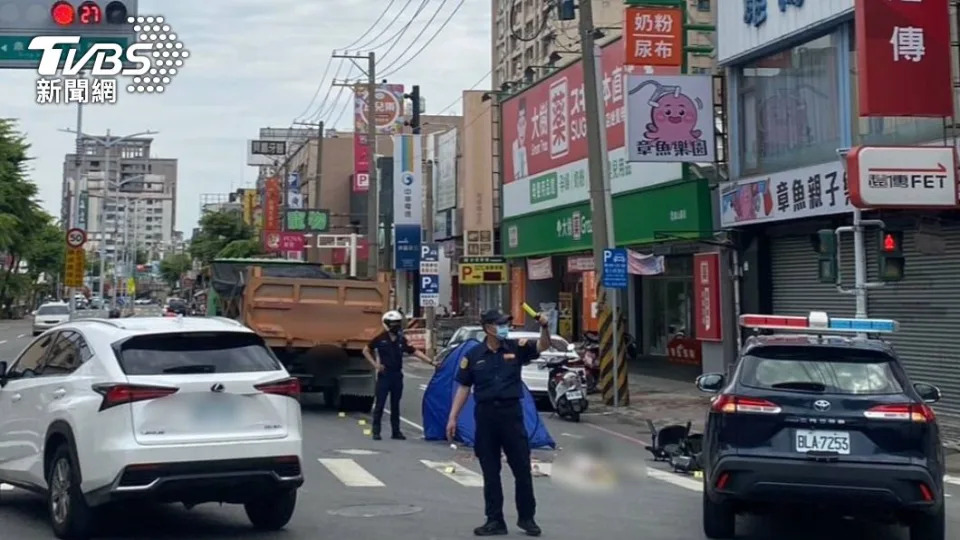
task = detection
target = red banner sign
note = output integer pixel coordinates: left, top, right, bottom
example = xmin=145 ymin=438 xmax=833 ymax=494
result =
xmin=855 ymin=0 xmax=953 ymax=117
xmin=624 ymin=7 xmax=683 ymax=67
xmin=263 ymin=232 xmax=305 ymax=253
xmin=353 ymin=133 xmax=370 ymax=193
xmin=693 ymin=252 xmax=722 ymax=342
xmin=263 ymin=177 xmax=282 ymax=231
xmin=667 ymin=336 xmax=702 ymax=366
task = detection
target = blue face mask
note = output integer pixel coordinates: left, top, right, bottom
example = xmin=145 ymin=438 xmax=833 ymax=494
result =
xmin=496 ymin=325 xmax=510 ymax=340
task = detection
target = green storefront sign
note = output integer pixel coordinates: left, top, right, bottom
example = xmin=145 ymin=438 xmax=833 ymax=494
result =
xmin=502 ymin=179 xmax=712 ymax=258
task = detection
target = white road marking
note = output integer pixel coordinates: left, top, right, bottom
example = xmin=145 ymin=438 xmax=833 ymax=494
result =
xmin=405 ymin=373 xmax=427 ymax=380
xmin=0 ymin=340 xmax=6 ymax=345
xmin=0 ymin=483 xmax=12 ymax=491
xmin=335 ymin=449 xmax=380 ymax=456
xmin=560 ymin=432 xmax=583 ymax=439
xmin=421 ymin=460 xmax=484 ymax=487
xmin=644 ymin=467 xmax=703 ymax=492
xmin=383 ymin=408 xmax=424 ymax=431
xmin=418 ymin=384 xmax=428 ymax=391
xmin=944 ymin=475 xmax=960 ymax=486
xmin=584 ymin=422 xmax=650 ymax=446
xmin=317 ymin=458 xmax=384 ymax=487
xmin=16 ymin=334 xmax=25 ymax=339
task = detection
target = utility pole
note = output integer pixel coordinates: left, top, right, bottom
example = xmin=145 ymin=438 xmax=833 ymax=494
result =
xmin=334 ymin=52 xmax=380 ymax=278
xmin=68 ymin=96 xmax=83 ymax=316
xmin=294 ymin=120 xmax=325 ymax=262
xmin=577 ymin=0 xmax=620 ymax=406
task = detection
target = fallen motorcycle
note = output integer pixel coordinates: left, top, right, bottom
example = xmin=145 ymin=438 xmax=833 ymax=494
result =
xmin=644 ymin=419 xmax=703 ymax=474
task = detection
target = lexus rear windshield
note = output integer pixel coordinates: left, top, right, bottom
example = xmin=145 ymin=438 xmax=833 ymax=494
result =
xmin=115 ymin=332 xmax=282 ymax=375
xmin=37 ymin=305 xmax=69 ymax=315
xmin=739 ymin=346 xmax=904 ymax=395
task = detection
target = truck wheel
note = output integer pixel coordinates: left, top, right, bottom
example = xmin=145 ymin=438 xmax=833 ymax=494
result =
xmin=323 ymin=386 xmax=341 ymax=410
xmin=352 ymin=396 xmax=374 ymax=413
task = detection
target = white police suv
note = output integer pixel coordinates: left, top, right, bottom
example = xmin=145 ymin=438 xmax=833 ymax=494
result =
xmin=0 ymin=316 xmax=304 ymax=539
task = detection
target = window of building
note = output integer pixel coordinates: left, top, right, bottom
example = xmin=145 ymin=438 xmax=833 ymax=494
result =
xmin=849 ymin=25 xmax=942 ymax=145
xmin=738 ymin=33 xmax=841 ymax=175
xmin=696 ymin=0 xmax=710 ymax=12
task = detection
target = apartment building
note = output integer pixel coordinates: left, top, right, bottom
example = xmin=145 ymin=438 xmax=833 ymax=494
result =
xmin=492 ymin=0 xmax=717 ymax=88
xmin=62 ymin=136 xmax=178 ymax=260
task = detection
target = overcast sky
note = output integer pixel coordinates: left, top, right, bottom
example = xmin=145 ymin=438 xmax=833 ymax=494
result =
xmin=1 ymin=0 xmax=490 ymax=233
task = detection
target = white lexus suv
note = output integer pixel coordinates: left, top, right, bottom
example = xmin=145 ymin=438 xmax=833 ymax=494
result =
xmin=0 ymin=316 xmax=304 ymax=539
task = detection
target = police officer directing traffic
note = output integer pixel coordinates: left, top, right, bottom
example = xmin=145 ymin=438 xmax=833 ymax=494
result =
xmin=446 ymin=309 xmax=551 ymax=537
xmin=363 ymin=310 xmax=435 ymax=441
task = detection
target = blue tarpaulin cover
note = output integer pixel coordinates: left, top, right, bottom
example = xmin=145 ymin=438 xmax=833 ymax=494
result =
xmin=421 ymin=340 xmax=556 ymax=449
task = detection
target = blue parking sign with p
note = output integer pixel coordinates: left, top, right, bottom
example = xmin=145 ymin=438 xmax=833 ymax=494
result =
xmin=602 ymin=248 xmax=628 ymax=289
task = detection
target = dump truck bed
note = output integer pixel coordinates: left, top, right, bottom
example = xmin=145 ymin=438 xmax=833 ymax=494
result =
xmin=241 ymin=266 xmax=389 ymax=350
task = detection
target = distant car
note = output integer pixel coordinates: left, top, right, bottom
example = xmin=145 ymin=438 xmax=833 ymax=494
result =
xmin=163 ymin=299 xmax=188 ymax=316
xmin=32 ymin=302 xmax=71 ymax=336
xmin=441 ymin=325 xmax=580 ymax=399
xmin=0 ymin=316 xmax=304 ymax=538
xmin=698 ymin=312 xmax=944 ymax=540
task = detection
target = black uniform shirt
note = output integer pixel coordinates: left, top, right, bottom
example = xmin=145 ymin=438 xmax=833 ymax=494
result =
xmin=455 ymin=338 xmax=540 ymax=403
xmin=368 ymin=332 xmax=415 ymax=374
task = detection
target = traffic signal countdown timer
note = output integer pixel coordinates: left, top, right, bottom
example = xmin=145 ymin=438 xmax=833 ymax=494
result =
xmin=878 ymin=230 xmax=905 ymax=282
xmin=50 ymin=1 xmax=129 ymax=26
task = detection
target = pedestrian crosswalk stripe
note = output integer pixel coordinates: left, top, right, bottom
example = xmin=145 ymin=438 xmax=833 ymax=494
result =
xmin=318 ymin=458 xmax=385 ymax=487
xmin=421 ymin=460 xmax=484 ymax=487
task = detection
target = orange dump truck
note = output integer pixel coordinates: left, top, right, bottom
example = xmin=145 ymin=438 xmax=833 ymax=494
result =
xmin=206 ymin=258 xmax=388 ymax=412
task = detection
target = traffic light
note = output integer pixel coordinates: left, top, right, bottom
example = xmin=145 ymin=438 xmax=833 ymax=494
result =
xmin=558 ymin=0 xmax=576 ymax=21
xmin=409 ymin=85 xmax=421 ymax=134
xmin=815 ymin=229 xmax=837 ymax=284
xmin=877 ymin=230 xmax=905 ymax=282
xmin=48 ymin=1 xmax=132 ymax=26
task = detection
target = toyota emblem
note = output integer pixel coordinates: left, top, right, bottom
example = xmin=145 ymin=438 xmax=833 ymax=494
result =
xmin=813 ymin=399 xmax=831 ymax=412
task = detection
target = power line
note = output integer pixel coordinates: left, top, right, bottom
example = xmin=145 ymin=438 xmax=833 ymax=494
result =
xmin=353 ymin=0 xmax=417 ymax=51
xmin=381 ymin=0 xmax=467 ymax=79
xmin=375 ymin=0 xmax=431 ymax=65
xmin=435 ymin=69 xmax=492 ymax=115
xmin=377 ymin=0 xmax=449 ymax=74
xmin=341 ymin=0 xmax=398 ymax=50
xmin=308 ymin=59 xmax=348 ymax=123
xmin=292 ymin=57 xmax=333 ymax=122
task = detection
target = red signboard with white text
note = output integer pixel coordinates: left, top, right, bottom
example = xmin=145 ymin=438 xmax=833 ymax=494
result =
xmin=353 ymin=133 xmax=370 ymax=193
xmin=693 ymin=252 xmax=722 ymax=342
xmin=502 ymin=41 xmax=623 ymax=185
xmin=263 ymin=177 xmax=282 ymax=231
xmin=855 ymin=0 xmax=953 ymax=117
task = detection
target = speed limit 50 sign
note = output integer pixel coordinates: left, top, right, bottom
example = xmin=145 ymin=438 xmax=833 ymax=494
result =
xmin=66 ymin=228 xmax=87 ymax=249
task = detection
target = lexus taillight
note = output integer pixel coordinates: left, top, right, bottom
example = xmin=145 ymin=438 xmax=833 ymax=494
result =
xmin=92 ymin=383 xmax=178 ymax=411
xmin=711 ymin=395 xmax=782 ymax=415
xmin=255 ymin=378 xmax=301 ymax=400
xmin=864 ymin=403 xmax=935 ymax=423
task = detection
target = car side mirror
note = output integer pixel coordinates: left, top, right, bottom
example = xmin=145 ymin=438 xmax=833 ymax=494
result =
xmin=696 ymin=373 xmax=725 ymax=393
xmin=567 ymin=343 xmax=576 ymax=352
xmin=914 ymin=382 xmax=941 ymax=404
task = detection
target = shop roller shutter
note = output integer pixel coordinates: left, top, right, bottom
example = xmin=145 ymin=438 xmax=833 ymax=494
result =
xmin=769 ymin=227 xmax=960 ymax=428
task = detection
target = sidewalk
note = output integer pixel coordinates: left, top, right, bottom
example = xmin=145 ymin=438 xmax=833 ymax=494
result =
xmin=587 ymin=362 xmax=710 ymax=437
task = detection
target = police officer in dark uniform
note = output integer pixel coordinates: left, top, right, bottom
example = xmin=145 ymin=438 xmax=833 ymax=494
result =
xmin=446 ymin=309 xmax=551 ymax=537
xmin=363 ymin=310 xmax=435 ymax=440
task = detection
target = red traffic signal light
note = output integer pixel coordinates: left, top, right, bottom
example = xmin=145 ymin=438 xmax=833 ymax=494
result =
xmin=883 ymin=233 xmax=897 ymax=252
xmin=51 ymin=1 xmax=75 ymax=25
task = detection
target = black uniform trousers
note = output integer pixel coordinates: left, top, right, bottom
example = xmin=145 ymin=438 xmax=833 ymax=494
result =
xmin=473 ymin=399 xmax=536 ymax=522
xmin=372 ymin=371 xmax=403 ymax=436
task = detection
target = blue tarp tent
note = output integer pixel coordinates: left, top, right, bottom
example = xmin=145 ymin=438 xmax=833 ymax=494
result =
xmin=422 ymin=340 xmax=556 ymax=449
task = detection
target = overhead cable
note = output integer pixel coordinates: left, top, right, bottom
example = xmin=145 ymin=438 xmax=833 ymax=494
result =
xmin=377 ymin=0 xmax=449 ymax=74
xmin=381 ymin=0 xmax=467 ymax=79
xmin=373 ymin=0 xmax=431 ymax=63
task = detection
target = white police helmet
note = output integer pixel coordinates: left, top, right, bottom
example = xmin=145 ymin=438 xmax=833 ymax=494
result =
xmin=382 ymin=310 xmax=403 ymax=332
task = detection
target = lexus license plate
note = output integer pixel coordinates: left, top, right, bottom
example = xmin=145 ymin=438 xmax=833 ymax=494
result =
xmin=195 ymin=401 xmax=235 ymax=423
xmin=566 ymin=390 xmax=583 ymax=400
xmin=795 ymin=430 xmax=850 ymax=455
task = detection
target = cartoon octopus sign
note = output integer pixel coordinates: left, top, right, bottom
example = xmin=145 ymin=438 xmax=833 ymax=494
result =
xmin=625 ymin=74 xmax=716 ymax=163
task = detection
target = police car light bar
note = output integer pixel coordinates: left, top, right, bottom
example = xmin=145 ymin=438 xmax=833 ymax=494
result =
xmin=739 ymin=312 xmax=898 ymax=334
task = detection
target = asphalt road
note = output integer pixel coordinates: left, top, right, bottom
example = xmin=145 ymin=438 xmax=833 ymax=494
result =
xmin=0 ymin=319 xmax=956 ymax=539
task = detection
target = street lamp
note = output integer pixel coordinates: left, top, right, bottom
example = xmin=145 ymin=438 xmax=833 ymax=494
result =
xmin=60 ymin=128 xmax=158 ymax=309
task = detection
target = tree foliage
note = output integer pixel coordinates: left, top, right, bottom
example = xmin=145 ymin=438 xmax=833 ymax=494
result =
xmin=159 ymin=252 xmax=191 ymax=286
xmin=189 ymin=209 xmax=265 ymax=263
xmin=0 ymin=119 xmax=62 ymax=316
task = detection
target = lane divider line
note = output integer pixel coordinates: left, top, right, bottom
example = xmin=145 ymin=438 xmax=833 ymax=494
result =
xmin=645 ymin=467 xmax=703 ymax=492
xmin=0 ymin=483 xmax=12 ymax=491
xmin=383 ymin=408 xmax=424 ymax=431
xmin=317 ymin=458 xmax=385 ymax=487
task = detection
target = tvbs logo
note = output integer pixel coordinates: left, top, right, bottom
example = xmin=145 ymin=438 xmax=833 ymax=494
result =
xmin=30 ymin=36 xmax=151 ymax=76
xmin=30 ymin=16 xmax=190 ymax=105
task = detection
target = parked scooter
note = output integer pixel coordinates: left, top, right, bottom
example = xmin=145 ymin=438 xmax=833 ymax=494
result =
xmin=578 ymin=331 xmax=600 ymax=394
xmin=540 ymin=354 xmax=589 ymax=422
xmin=644 ymin=419 xmax=703 ymax=474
